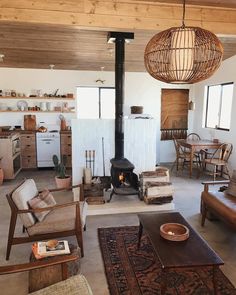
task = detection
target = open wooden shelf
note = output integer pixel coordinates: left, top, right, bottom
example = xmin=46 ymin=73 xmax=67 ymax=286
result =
xmin=0 ymin=110 xmax=75 ymax=113
xmin=0 ymin=96 xmax=74 ymax=100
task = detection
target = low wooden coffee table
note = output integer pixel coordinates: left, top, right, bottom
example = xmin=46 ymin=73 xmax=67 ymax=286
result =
xmin=137 ymin=212 xmax=224 ymax=295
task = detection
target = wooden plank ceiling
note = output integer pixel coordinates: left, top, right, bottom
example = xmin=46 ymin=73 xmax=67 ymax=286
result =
xmin=135 ymin=0 xmax=236 ymax=8
xmin=0 ymin=0 xmax=236 ymax=72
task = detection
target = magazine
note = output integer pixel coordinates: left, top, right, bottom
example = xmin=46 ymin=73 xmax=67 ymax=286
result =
xmin=32 ymin=240 xmax=70 ymax=259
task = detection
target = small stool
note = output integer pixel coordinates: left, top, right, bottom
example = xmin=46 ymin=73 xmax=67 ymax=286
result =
xmin=29 ymin=244 xmax=80 ymax=293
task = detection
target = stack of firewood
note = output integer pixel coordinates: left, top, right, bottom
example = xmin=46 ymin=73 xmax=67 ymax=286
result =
xmin=140 ymin=167 xmax=173 ymax=204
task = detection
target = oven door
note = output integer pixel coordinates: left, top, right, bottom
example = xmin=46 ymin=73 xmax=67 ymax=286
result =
xmin=12 ymin=138 xmax=21 ymax=155
xmin=36 ymin=137 xmax=60 ymax=167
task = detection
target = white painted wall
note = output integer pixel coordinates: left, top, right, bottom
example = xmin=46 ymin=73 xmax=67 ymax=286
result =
xmin=0 ymin=67 xmax=193 ymax=163
xmin=192 ymin=55 xmax=236 ymax=172
xmin=72 ymin=118 xmax=157 ymax=184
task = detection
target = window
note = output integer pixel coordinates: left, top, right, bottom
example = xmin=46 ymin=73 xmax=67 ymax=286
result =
xmin=77 ymin=87 xmax=115 ymax=119
xmin=205 ymin=82 xmax=234 ymax=130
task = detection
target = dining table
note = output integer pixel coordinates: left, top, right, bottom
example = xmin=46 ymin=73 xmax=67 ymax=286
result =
xmin=177 ymin=139 xmax=222 ymax=178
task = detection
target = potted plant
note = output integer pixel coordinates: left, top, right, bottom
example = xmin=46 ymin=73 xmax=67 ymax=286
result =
xmin=52 ymin=155 xmax=71 ymax=188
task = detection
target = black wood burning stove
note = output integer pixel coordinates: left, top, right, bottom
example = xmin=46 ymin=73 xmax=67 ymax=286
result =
xmin=107 ymin=32 xmax=140 ymax=202
xmin=109 ymin=158 xmax=139 ymax=202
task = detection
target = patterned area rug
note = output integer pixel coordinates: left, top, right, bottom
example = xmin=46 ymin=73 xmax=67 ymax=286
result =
xmin=98 ymin=226 xmax=235 ymax=295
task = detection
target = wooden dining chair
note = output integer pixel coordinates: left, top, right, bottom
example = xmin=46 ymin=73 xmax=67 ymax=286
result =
xmin=186 ymin=133 xmax=202 ymax=167
xmin=172 ymin=136 xmax=202 ymax=174
xmin=201 ymin=143 xmax=233 ymax=181
xmin=171 ymin=136 xmax=191 ymax=172
xmin=186 ymin=133 xmax=201 ymax=141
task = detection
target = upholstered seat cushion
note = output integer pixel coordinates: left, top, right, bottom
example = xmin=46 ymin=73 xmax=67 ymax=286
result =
xmin=27 ymin=201 xmax=88 ymax=236
xmin=12 ymin=179 xmax=38 ymax=228
xmin=226 ymin=170 xmax=236 ymax=197
xmin=30 ymin=274 xmax=93 ymax=295
xmin=201 ymin=190 xmax=236 ymax=226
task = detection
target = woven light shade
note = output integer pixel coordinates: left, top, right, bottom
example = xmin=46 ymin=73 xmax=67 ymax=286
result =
xmin=144 ymin=26 xmax=223 ymax=84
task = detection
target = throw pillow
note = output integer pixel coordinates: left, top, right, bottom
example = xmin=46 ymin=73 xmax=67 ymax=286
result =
xmin=28 ymin=189 xmax=56 ymax=222
xmin=39 ymin=189 xmax=56 ymax=206
xmin=225 ymin=170 xmax=236 ymax=197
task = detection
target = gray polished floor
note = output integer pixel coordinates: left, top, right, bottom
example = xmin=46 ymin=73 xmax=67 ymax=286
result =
xmin=0 ymin=168 xmax=235 ymax=294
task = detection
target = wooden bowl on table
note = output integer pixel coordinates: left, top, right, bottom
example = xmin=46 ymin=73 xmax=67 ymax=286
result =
xmin=160 ymin=223 xmax=189 ymax=241
xmin=46 ymin=239 xmax=59 ymax=250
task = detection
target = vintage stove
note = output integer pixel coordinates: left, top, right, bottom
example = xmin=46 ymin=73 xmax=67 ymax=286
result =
xmin=108 ymin=32 xmax=139 ymax=202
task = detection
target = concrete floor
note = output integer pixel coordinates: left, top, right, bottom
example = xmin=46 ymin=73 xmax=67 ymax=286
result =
xmin=0 ymin=168 xmax=235 ymax=294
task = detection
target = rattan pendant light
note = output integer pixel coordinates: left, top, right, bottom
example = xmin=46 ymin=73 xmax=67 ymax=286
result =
xmin=144 ymin=0 xmax=223 ymax=84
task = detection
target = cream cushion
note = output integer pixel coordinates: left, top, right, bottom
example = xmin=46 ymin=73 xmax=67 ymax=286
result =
xmin=30 ymin=274 xmax=93 ymax=295
xmin=73 ymin=186 xmax=81 ymax=201
xmin=28 ymin=201 xmax=88 ymax=236
xmin=226 ymin=170 xmax=236 ymax=197
xmin=12 ymin=179 xmax=38 ymax=228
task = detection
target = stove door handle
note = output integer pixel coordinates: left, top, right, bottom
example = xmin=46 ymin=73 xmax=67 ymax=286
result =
xmin=41 ymin=139 xmax=53 ymax=142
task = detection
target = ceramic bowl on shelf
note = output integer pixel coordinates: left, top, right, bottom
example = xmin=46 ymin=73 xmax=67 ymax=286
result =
xmin=17 ymin=100 xmax=28 ymax=111
xmin=0 ymin=104 xmax=8 ymax=111
xmin=160 ymin=223 xmax=189 ymax=241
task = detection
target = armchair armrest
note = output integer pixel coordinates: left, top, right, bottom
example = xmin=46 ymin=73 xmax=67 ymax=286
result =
xmin=38 ymin=184 xmax=80 ymax=194
xmin=0 ymin=253 xmax=79 ymax=275
xmin=202 ymin=180 xmax=230 ymax=192
xmin=39 ymin=184 xmax=84 ymax=201
xmin=17 ymin=201 xmax=80 ymax=214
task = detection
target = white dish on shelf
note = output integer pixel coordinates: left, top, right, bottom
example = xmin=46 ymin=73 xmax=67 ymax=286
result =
xmin=17 ymin=100 xmax=28 ymax=111
xmin=0 ymin=103 xmax=8 ymax=110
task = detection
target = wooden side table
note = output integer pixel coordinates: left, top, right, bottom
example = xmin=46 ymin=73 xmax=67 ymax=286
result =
xmin=29 ymin=244 xmax=80 ymax=293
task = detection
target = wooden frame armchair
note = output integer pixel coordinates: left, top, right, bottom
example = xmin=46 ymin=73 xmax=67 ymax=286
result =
xmin=200 ymin=180 xmax=236 ymax=231
xmin=6 ymin=179 xmax=87 ymax=260
xmin=0 ymin=253 xmax=93 ymax=294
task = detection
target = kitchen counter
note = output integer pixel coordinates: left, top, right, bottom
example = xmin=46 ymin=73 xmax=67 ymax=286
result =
xmin=0 ymin=132 xmax=20 ymax=139
xmin=3 ymin=129 xmax=71 ymax=134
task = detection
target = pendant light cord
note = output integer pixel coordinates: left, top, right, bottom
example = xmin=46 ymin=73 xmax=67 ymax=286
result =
xmin=182 ymin=0 xmax=186 ymax=27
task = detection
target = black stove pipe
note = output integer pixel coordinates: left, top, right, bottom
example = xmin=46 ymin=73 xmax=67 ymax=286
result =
xmin=108 ymin=32 xmax=134 ymax=160
xmin=115 ymin=36 xmax=125 ymax=159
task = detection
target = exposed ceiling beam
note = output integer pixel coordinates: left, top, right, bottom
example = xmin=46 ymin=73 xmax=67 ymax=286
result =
xmin=0 ymin=1 xmax=236 ymax=35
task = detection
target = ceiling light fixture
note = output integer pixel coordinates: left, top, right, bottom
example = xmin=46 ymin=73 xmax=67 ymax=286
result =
xmin=0 ymin=54 xmax=5 ymax=62
xmin=49 ymin=64 xmax=55 ymax=70
xmin=95 ymin=66 xmax=106 ymax=84
xmin=144 ymin=0 xmax=223 ymax=84
xmin=107 ymin=48 xmax=114 ymax=57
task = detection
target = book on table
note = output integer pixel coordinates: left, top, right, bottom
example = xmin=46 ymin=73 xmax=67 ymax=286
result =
xmin=32 ymin=240 xmax=70 ymax=259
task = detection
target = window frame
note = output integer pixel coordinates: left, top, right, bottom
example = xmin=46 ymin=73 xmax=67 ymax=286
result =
xmin=99 ymin=87 xmax=115 ymax=119
xmin=205 ymin=82 xmax=234 ymax=131
xmin=77 ymin=86 xmax=115 ymax=119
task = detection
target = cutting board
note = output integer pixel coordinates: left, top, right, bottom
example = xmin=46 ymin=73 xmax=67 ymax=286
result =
xmin=24 ymin=115 xmax=36 ymax=130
